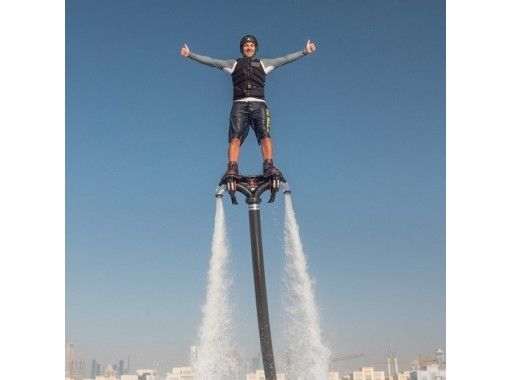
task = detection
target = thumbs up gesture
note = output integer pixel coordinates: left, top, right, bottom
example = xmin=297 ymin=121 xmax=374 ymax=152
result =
xmin=180 ymin=43 xmax=190 ymax=57
xmin=305 ymin=39 xmax=316 ymax=54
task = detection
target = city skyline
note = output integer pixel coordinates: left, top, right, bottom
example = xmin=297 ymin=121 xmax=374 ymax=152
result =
xmin=65 ymin=342 xmax=445 ymax=378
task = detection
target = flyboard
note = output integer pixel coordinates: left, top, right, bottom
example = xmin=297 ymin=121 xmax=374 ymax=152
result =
xmin=216 ymin=169 xmax=289 ymax=380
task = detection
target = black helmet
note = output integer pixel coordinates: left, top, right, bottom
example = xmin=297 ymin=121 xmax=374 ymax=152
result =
xmin=240 ymin=35 xmax=258 ymax=54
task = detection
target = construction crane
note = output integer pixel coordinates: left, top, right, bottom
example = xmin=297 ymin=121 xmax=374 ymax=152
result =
xmin=329 ymin=353 xmax=364 ymax=370
xmin=359 ymin=356 xmax=441 ymax=372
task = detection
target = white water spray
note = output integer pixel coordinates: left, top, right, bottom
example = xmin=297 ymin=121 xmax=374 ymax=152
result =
xmin=282 ymin=193 xmax=330 ymax=380
xmin=193 ymin=197 xmax=239 ymax=380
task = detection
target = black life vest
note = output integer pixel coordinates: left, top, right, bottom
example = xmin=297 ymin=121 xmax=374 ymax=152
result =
xmin=231 ymin=58 xmax=266 ymax=100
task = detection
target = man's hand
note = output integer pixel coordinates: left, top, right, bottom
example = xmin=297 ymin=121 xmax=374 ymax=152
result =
xmin=305 ymin=39 xmax=316 ymax=54
xmin=180 ymin=43 xmax=190 ymax=57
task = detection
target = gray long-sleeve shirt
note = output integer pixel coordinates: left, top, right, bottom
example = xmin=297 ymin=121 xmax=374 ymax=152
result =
xmin=188 ymin=49 xmax=309 ymax=76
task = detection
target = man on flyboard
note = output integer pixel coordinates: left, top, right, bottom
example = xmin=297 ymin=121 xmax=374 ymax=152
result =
xmin=180 ymin=35 xmax=316 ymax=189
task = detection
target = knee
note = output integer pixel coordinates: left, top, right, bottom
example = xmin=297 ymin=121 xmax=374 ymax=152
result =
xmin=230 ymin=137 xmax=241 ymax=147
xmin=260 ymin=137 xmax=271 ymax=146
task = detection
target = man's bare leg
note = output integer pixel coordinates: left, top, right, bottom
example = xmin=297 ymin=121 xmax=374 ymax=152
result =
xmin=225 ymin=137 xmax=241 ymax=178
xmin=261 ymin=137 xmax=273 ymax=161
xmin=228 ymin=137 xmax=241 ymax=163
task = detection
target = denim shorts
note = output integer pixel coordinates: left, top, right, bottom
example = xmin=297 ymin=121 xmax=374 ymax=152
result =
xmin=228 ymin=101 xmax=271 ymax=145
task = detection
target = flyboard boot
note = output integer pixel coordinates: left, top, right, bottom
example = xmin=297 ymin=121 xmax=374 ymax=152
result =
xmin=263 ymin=159 xmax=282 ymax=190
xmin=220 ymin=161 xmax=240 ymax=202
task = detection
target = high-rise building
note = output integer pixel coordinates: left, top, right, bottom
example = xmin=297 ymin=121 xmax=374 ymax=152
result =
xmin=190 ymin=346 xmax=197 ymax=366
xmin=104 ymin=364 xmax=115 ymax=377
xmin=65 ymin=343 xmax=86 ymax=380
xmin=91 ymin=359 xmax=98 ymax=379
xmin=73 ymin=360 xmax=86 ymax=380
xmin=66 ymin=343 xmax=75 ymax=378
xmin=436 ymin=348 xmax=445 ymax=370
xmin=119 ymin=360 xmax=125 ymax=376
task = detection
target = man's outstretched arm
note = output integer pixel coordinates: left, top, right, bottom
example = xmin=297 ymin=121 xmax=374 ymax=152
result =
xmin=180 ymin=43 xmax=236 ymax=73
xmin=261 ymin=40 xmax=316 ymax=74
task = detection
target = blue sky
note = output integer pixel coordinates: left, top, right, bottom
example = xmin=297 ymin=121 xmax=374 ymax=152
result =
xmin=66 ymin=0 xmax=445 ymax=373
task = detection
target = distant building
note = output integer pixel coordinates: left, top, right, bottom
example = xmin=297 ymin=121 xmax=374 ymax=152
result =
xmin=73 ymin=360 xmax=86 ymax=380
xmin=91 ymin=359 xmax=98 ymax=379
xmin=251 ymin=355 xmax=263 ymax=373
xmin=136 ymin=369 xmax=157 ymax=380
xmin=66 ymin=344 xmax=75 ymax=378
xmin=104 ymin=364 xmax=116 ymax=378
xmin=329 ymin=372 xmax=349 ymax=380
xmin=190 ymin=346 xmax=198 ymax=365
xmin=349 ymin=367 xmax=385 ymax=380
xmin=166 ymin=367 xmax=194 ymax=380
xmin=435 ymin=348 xmax=446 ymax=370
xmin=120 ymin=375 xmax=138 ymax=380
xmin=387 ymin=352 xmax=408 ymax=380
xmin=392 ymin=372 xmax=411 ymax=380
xmin=246 ymin=369 xmax=286 ymax=380
xmin=410 ymin=364 xmax=445 ymax=380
